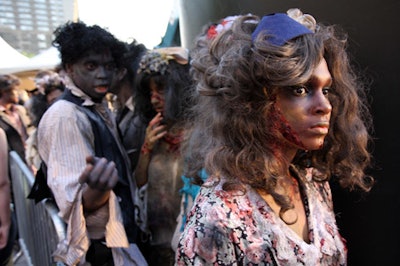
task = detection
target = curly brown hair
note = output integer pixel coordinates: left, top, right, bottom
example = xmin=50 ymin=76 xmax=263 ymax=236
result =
xmin=184 ymin=12 xmax=373 ymax=210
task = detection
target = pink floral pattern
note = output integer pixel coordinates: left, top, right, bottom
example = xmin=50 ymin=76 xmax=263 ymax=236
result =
xmin=176 ymin=166 xmax=347 ymax=265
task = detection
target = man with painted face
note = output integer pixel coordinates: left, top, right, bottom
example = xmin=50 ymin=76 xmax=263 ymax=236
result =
xmin=37 ymin=22 xmax=146 ymax=266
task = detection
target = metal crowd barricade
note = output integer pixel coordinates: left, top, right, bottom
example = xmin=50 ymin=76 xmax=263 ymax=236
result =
xmin=9 ymin=151 xmax=66 ymax=266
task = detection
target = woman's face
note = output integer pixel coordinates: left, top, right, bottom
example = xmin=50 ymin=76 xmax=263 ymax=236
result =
xmin=275 ymin=58 xmax=332 ymax=151
xmin=149 ymin=78 xmax=165 ymax=113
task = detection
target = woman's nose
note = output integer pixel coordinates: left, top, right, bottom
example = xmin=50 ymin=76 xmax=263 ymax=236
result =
xmin=312 ymin=91 xmax=332 ymax=115
xmin=151 ymin=91 xmax=161 ymax=102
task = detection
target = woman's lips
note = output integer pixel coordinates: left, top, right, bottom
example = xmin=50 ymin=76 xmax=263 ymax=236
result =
xmin=310 ymin=122 xmax=329 ymax=134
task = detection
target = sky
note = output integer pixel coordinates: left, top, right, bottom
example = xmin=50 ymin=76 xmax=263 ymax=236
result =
xmin=77 ymin=0 xmax=176 ymax=49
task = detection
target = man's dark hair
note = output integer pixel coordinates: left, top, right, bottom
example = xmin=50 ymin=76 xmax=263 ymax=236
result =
xmin=123 ymin=40 xmax=147 ymax=85
xmin=52 ymin=21 xmax=126 ymax=69
xmin=0 ymin=74 xmax=19 ymax=98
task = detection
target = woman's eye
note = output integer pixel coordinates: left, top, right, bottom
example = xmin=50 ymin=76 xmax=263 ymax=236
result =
xmin=322 ymin=87 xmax=331 ymax=95
xmin=150 ymin=88 xmax=164 ymax=96
xmin=292 ymin=86 xmax=308 ymax=96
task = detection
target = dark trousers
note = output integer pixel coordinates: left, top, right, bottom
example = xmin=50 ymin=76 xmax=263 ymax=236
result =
xmin=86 ymin=239 xmax=114 ymax=266
xmin=141 ymin=243 xmax=175 ymax=266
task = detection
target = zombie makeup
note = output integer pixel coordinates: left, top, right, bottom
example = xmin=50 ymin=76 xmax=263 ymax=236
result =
xmin=269 ymin=103 xmax=305 ymax=149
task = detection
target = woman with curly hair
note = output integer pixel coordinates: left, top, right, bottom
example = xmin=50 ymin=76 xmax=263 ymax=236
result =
xmin=133 ymin=47 xmax=193 ymax=265
xmin=176 ymin=8 xmax=373 ymax=265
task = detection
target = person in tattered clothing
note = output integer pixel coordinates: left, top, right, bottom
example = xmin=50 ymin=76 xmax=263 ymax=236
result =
xmin=37 ymin=21 xmax=147 ymax=266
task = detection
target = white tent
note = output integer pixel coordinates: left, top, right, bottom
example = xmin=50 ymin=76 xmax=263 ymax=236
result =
xmin=0 ymin=40 xmax=61 ymax=74
xmin=24 ymin=47 xmax=61 ymax=70
xmin=0 ymin=36 xmax=30 ymax=73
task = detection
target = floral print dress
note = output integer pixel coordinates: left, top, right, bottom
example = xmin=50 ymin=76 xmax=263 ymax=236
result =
xmin=176 ymin=166 xmax=347 ymax=265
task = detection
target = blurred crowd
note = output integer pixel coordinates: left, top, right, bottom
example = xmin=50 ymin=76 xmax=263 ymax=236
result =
xmin=0 ymin=22 xmax=197 ymax=266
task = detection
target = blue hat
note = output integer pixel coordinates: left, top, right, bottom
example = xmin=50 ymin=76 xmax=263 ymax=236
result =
xmin=251 ymin=13 xmax=313 ymax=46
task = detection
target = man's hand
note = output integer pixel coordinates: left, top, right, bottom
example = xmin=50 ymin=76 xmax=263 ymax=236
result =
xmin=79 ymin=156 xmax=119 ymax=212
xmin=79 ymin=156 xmax=119 ymax=190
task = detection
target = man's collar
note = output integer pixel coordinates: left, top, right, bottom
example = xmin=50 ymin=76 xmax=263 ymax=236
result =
xmin=125 ymin=96 xmax=134 ymax=112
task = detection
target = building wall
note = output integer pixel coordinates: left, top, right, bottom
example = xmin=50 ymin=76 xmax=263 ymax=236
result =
xmin=0 ymin=0 xmax=74 ymax=55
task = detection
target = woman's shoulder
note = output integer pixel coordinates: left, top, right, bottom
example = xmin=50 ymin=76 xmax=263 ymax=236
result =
xmin=191 ymin=178 xmax=255 ymax=224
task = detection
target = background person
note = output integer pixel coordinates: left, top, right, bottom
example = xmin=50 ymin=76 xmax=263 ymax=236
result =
xmin=109 ymin=40 xmax=148 ymax=171
xmin=0 ymin=128 xmax=16 ymax=266
xmin=0 ymin=74 xmax=30 ymax=164
xmin=133 ymin=48 xmax=192 ymax=266
xmin=25 ymin=72 xmax=65 ymax=173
